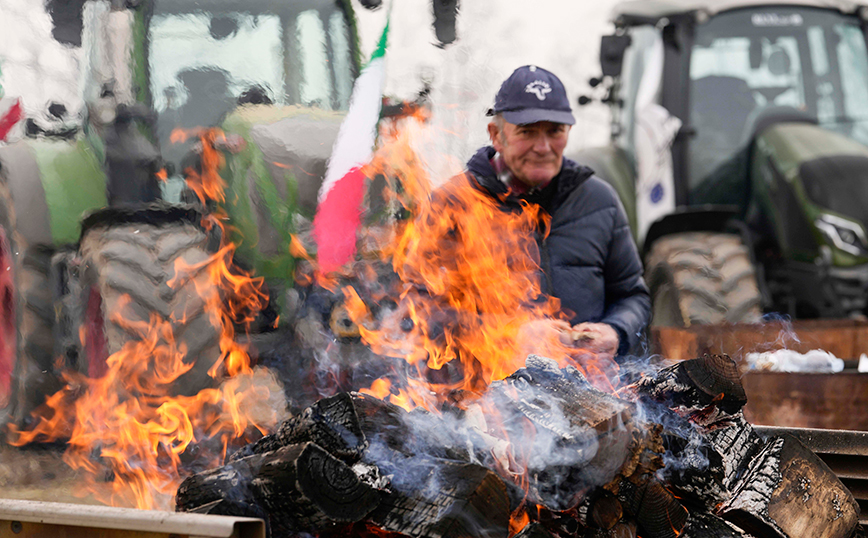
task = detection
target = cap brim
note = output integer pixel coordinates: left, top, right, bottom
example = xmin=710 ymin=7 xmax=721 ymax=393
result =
xmin=502 ymin=108 xmax=576 ymax=126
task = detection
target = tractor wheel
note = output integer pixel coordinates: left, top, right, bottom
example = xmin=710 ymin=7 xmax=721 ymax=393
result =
xmin=0 ymin=188 xmax=20 ymax=414
xmin=0 ymin=178 xmax=63 ymax=427
xmin=645 ymin=232 xmax=763 ymax=327
xmin=78 ymin=220 xmax=223 ymax=394
xmin=11 ymin=247 xmax=61 ymax=420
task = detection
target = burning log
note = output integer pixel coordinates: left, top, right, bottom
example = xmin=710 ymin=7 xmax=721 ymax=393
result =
xmin=628 ymin=354 xmax=747 ymax=417
xmin=252 ymin=443 xmax=381 ymax=535
xmin=514 ymin=523 xmax=557 ymax=538
xmin=680 ymin=512 xmax=753 ymax=538
xmin=704 ymin=413 xmax=764 ymax=491
xmin=174 ymin=451 xmax=268 ymax=519
xmin=370 ymin=460 xmax=510 ymax=538
xmin=579 ymin=520 xmax=638 ymax=538
xmin=231 ymin=392 xmax=368 ymax=463
xmin=618 ymin=479 xmax=687 ymax=538
xmin=535 ymin=508 xmax=581 ymax=536
xmin=177 ymin=441 xmax=381 ymax=535
xmin=719 ymin=434 xmax=859 ymax=538
xmin=625 ymin=354 xmax=763 ymax=512
xmin=588 ymin=490 xmax=623 ymax=530
xmin=483 ymin=355 xmax=638 ymax=511
xmin=174 ymin=352 xmax=865 ymax=538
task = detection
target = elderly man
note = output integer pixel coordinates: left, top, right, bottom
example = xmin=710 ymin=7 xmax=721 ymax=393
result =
xmin=467 ymin=65 xmax=650 ymax=364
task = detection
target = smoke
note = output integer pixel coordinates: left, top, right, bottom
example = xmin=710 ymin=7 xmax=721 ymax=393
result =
xmin=343 ymin=355 xmax=637 ymax=512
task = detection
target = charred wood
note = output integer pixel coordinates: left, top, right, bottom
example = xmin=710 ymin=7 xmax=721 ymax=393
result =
xmin=620 ymin=479 xmax=688 ymax=538
xmin=590 ymin=490 xmax=623 ymax=530
xmin=679 ymin=512 xmax=753 ymax=538
xmin=175 ymin=451 xmax=268 ymax=518
xmin=719 ymin=434 xmax=859 ymax=538
xmin=231 ymin=392 xmax=368 ymax=463
xmin=629 ymin=354 xmax=747 ymax=418
xmin=580 ymin=520 xmax=637 ymax=538
xmin=352 ymin=392 xmax=414 ymax=455
xmin=704 ymin=413 xmax=763 ymax=491
xmin=370 ymin=460 xmax=510 ymax=538
xmin=252 ymin=442 xmax=381 ymax=535
xmin=609 ymin=520 xmax=638 ymax=538
xmin=514 ymin=522 xmax=558 ymax=538
xmin=535 ymin=507 xmax=581 ymax=536
xmin=485 ymin=355 xmax=636 ymax=510
xmin=178 ymin=441 xmax=381 ymax=536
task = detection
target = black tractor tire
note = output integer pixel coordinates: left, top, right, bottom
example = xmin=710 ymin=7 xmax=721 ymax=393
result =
xmin=78 ymin=221 xmax=223 ymax=395
xmin=645 ymin=232 xmax=763 ymax=327
xmin=0 ymin=177 xmax=63 ymax=428
xmin=11 ymin=246 xmax=62 ymax=422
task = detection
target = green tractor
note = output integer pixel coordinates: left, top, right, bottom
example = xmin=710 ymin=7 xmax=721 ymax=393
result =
xmin=574 ymin=0 xmax=868 ymax=327
xmin=0 ymin=0 xmax=372 ymax=426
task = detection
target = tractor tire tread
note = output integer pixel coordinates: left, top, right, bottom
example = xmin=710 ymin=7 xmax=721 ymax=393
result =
xmin=80 ymin=223 xmax=222 ymax=395
xmin=646 ymin=232 xmax=763 ymax=327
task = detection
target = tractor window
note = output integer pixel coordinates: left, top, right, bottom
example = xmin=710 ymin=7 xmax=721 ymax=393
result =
xmin=687 ymin=8 xmax=868 ymax=204
xmin=330 ymin=11 xmax=353 ymax=110
xmin=835 ymin=24 xmax=868 ymax=143
xmin=149 ymin=13 xmax=285 ymax=115
xmin=297 ymin=10 xmax=334 ymax=109
xmin=689 ymin=34 xmax=806 ymax=197
xmin=148 ymin=0 xmax=357 ymax=177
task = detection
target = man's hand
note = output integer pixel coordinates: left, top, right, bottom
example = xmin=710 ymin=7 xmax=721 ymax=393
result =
xmin=517 ymin=320 xmax=622 ymax=389
xmin=563 ymin=323 xmax=621 ymax=389
xmin=566 ymin=322 xmax=620 ymax=359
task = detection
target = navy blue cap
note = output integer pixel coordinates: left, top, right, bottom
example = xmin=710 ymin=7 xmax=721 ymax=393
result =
xmin=489 ymin=65 xmax=575 ymax=126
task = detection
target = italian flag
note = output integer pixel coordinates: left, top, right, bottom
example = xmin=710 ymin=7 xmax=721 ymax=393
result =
xmin=0 ymin=98 xmax=23 ymax=143
xmin=312 ymin=20 xmax=390 ymax=275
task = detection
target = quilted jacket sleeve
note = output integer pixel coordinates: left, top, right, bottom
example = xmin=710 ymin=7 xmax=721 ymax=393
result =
xmin=599 ymin=195 xmax=651 ymax=356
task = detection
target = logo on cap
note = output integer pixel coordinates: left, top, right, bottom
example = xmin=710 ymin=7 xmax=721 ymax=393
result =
xmin=525 ymin=80 xmax=552 ymax=101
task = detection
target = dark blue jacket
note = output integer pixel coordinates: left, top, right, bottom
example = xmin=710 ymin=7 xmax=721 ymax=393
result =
xmin=466 ymin=147 xmax=650 ymax=355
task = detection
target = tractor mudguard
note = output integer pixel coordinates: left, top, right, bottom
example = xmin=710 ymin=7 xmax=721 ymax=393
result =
xmin=569 ymin=145 xmax=637 ymax=236
xmin=219 ymin=105 xmax=345 ymax=283
xmin=0 ymin=138 xmax=107 ymax=248
xmin=0 ymin=142 xmax=53 ymax=247
xmin=642 ymin=205 xmax=739 ymax=258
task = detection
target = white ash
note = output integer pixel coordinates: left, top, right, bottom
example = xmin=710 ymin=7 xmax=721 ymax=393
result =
xmin=352 ymin=461 xmax=390 ymax=491
xmin=832 ymin=493 xmax=845 ymax=521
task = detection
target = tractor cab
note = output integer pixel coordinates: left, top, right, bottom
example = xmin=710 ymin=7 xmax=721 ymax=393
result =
xmin=576 ymin=0 xmax=868 ymax=322
xmin=145 ymin=0 xmax=357 ymax=182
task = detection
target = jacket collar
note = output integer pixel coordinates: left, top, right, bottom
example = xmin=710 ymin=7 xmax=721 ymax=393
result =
xmin=466 ymin=146 xmax=594 ymax=203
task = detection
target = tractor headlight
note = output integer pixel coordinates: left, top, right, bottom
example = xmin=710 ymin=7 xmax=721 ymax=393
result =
xmin=816 ymin=214 xmax=868 ymax=256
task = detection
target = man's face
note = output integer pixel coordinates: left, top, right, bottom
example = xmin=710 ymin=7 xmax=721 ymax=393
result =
xmin=488 ymin=119 xmax=570 ymax=188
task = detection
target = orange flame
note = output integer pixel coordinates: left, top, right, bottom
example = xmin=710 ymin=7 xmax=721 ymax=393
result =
xmin=172 ymin=127 xmax=227 ymax=205
xmin=340 ymin=123 xmax=615 ymax=411
xmin=326 ymin=118 xmax=621 ymax=531
xmin=8 ymin=128 xmax=273 ymax=510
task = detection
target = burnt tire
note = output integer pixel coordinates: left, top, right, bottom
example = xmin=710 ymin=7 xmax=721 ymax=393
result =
xmin=79 ymin=221 xmax=223 ymax=395
xmin=645 ymin=232 xmax=763 ymax=327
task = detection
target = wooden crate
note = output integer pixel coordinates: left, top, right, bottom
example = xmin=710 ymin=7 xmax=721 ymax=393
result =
xmin=651 ymin=319 xmax=868 ymax=363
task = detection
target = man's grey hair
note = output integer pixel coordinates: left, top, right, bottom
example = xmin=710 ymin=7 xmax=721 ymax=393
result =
xmin=490 ymin=113 xmax=507 ymax=146
xmin=492 ymin=113 xmax=506 ymax=130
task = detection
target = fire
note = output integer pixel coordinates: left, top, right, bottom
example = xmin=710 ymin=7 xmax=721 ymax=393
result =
xmin=172 ymin=127 xmax=228 ymax=205
xmin=337 ymin=118 xmax=617 ymax=412
xmin=8 ymin=128 xmax=275 ymax=510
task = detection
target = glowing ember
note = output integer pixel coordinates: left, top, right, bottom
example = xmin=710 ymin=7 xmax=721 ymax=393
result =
xmin=8 ymin=128 xmax=276 ymax=510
